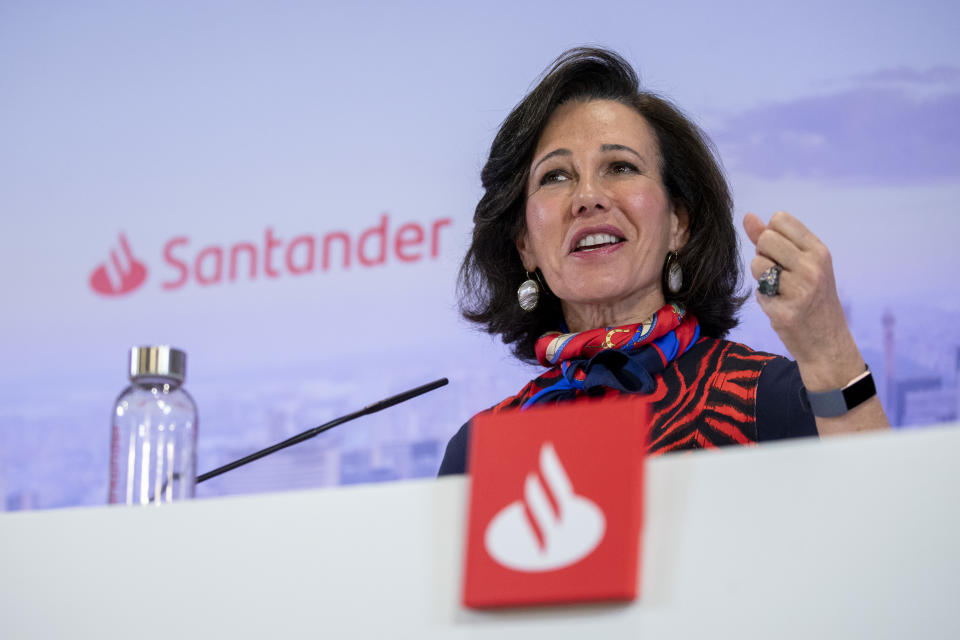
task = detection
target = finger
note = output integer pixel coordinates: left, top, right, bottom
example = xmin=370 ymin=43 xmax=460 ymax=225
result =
xmin=767 ymin=211 xmax=818 ymax=251
xmin=754 ymin=286 xmax=779 ymax=312
xmin=753 ymin=270 xmax=795 ymax=304
xmin=754 ymin=267 xmax=801 ymax=302
xmin=756 ymin=227 xmax=803 ymax=271
xmin=742 ymin=212 xmax=766 ymax=246
xmin=752 ymin=263 xmax=796 ymax=301
xmin=749 ymin=254 xmax=777 ymax=281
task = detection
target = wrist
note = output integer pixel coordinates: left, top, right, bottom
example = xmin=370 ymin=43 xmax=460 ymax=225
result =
xmin=795 ymin=338 xmax=864 ymax=393
xmin=804 ymin=365 xmax=876 ymax=418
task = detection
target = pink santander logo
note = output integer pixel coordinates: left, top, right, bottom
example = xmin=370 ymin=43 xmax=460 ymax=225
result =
xmin=89 ymin=233 xmax=148 ymax=297
xmin=86 ymin=215 xmax=453 ymax=297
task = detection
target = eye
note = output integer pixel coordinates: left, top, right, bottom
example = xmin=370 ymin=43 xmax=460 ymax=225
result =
xmin=609 ymin=161 xmax=639 ymax=175
xmin=539 ymin=169 xmax=570 ymax=185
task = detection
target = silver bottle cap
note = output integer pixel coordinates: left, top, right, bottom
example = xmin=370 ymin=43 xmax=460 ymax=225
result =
xmin=129 ymin=346 xmax=187 ymax=383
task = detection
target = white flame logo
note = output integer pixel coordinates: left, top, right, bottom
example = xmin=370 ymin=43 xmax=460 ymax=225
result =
xmin=484 ymin=442 xmax=606 ymax=572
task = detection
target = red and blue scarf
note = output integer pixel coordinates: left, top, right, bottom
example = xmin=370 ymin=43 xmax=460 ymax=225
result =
xmin=517 ymin=303 xmax=700 ymax=409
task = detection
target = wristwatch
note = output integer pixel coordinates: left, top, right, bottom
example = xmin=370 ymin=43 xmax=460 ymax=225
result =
xmin=805 ymin=366 xmax=877 ymax=418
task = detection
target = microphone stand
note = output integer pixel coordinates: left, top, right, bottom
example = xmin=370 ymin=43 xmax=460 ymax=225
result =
xmin=196 ymin=377 xmax=449 ymax=484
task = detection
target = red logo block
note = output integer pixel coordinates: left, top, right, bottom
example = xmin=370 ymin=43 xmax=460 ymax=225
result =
xmin=89 ymin=233 xmax=148 ymax=296
xmin=463 ymin=397 xmax=648 ymax=608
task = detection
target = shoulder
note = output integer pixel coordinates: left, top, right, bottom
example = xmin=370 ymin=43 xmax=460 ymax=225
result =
xmin=701 ymin=338 xmax=805 ymax=403
xmin=700 ymin=337 xmax=779 ymax=362
xmin=438 ymin=420 xmax=471 ymax=475
xmin=438 ymin=365 xmax=564 ymax=475
xmin=669 ymin=337 xmax=815 ymax=440
xmin=489 ymin=367 xmax=564 ymax=412
xmin=670 ymin=336 xmax=779 ymax=383
xmin=692 ymin=338 xmax=816 ymax=440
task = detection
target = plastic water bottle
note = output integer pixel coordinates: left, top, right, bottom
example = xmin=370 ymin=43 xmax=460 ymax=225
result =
xmin=108 ymin=346 xmax=198 ymax=505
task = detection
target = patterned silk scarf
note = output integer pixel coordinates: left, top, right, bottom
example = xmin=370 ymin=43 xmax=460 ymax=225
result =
xmin=518 ymin=303 xmax=701 ymax=409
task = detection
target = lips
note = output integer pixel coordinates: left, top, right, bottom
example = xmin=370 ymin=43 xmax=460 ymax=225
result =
xmin=569 ymin=226 xmax=626 ymax=253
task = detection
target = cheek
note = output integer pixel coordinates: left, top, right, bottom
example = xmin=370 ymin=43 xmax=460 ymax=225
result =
xmin=523 ymin=202 xmax=557 ymax=253
xmin=622 ymin=190 xmax=672 ymax=240
xmin=624 ymin=185 xmax=666 ymax=215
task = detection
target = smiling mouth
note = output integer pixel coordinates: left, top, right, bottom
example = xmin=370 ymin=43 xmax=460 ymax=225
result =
xmin=573 ymin=232 xmax=625 ymax=252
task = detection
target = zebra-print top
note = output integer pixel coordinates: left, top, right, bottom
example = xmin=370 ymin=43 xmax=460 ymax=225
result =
xmin=438 ymin=337 xmax=816 ymax=475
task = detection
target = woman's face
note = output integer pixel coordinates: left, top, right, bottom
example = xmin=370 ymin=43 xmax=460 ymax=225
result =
xmin=517 ymin=99 xmax=688 ymax=326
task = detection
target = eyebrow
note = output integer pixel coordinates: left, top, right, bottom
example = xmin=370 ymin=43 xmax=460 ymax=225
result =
xmin=532 ymin=148 xmax=571 ymax=172
xmin=532 ymin=144 xmax=646 ymax=172
xmin=601 ymin=144 xmax=645 ymax=162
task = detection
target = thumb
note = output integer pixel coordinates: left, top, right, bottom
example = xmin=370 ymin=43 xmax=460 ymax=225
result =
xmin=743 ymin=212 xmax=766 ymax=247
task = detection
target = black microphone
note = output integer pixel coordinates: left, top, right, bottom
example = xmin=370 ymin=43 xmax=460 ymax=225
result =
xmin=196 ymin=377 xmax=449 ymax=484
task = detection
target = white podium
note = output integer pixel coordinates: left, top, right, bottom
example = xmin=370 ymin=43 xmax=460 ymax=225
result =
xmin=2 ymin=425 xmax=958 ymax=639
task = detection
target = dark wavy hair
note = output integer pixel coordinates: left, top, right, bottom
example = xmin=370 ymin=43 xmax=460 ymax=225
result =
xmin=459 ymin=47 xmax=746 ymax=363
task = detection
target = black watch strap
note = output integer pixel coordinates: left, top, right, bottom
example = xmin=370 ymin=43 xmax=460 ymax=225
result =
xmin=805 ymin=367 xmax=876 ymax=418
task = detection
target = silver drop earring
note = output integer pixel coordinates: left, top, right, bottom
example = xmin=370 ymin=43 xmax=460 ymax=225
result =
xmin=665 ymin=251 xmax=683 ymax=294
xmin=517 ymin=272 xmax=540 ymax=312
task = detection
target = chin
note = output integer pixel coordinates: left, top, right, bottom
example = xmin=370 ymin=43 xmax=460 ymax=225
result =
xmin=562 ymin=291 xmax=636 ymax=310
xmin=562 ymin=281 xmax=639 ymax=305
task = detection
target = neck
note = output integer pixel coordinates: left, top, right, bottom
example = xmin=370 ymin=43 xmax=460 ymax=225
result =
xmin=562 ymin=291 xmax=666 ymax=333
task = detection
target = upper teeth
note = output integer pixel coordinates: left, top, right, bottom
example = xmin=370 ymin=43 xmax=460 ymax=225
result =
xmin=576 ymin=233 xmax=620 ymax=249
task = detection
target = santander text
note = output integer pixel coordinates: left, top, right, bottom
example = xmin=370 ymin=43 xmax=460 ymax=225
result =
xmin=161 ymin=214 xmax=452 ymax=290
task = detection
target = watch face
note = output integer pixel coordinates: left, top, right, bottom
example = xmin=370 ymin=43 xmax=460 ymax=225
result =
xmin=842 ymin=370 xmax=877 ymax=411
xmin=809 ymin=369 xmax=876 ymax=418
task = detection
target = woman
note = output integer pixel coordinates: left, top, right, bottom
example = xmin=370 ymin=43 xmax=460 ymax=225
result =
xmin=439 ymin=47 xmax=888 ymax=475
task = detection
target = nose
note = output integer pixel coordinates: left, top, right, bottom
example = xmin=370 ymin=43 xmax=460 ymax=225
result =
xmin=572 ymin=173 xmax=609 ymax=216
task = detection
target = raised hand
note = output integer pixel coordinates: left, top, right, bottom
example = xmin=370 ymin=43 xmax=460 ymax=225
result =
xmin=742 ymin=211 xmax=889 ymax=434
